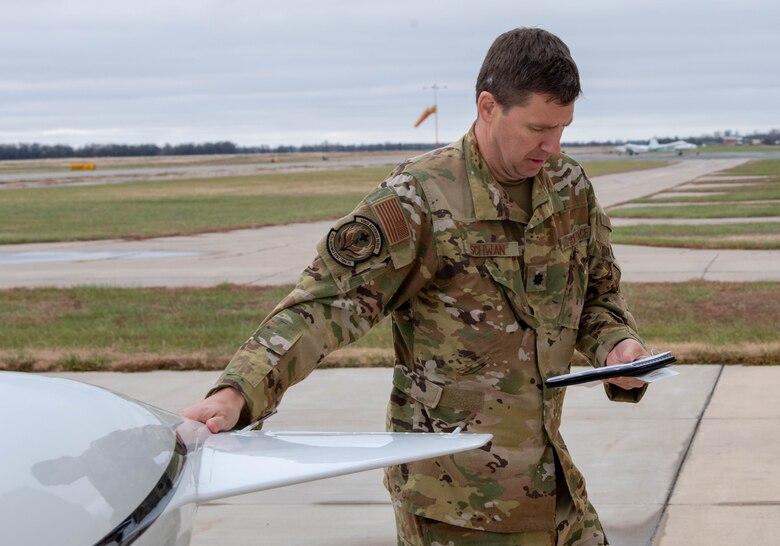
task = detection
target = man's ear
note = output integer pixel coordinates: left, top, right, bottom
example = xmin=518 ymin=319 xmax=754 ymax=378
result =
xmin=476 ymin=91 xmax=499 ymax=122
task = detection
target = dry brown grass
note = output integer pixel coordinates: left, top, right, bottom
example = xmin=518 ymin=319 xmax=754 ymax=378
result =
xmin=0 ymin=348 xmax=397 ymax=372
xmin=4 ymin=343 xmax=777 ymax=373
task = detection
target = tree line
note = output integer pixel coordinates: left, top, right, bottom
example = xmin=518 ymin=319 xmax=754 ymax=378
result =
xmin=2 ymin=128 xmax=777 ymax=161
xmin=0 ymin=141 xmax=436 ymax=161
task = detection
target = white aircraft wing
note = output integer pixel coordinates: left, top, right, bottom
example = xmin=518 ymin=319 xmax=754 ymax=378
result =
xmin=1 ymin=372 xmax=491 ymax=545
xmin=194 ymin=430 xmax=491 ymax=502
xmin=667 ymin=140 xmax=697 ymax=150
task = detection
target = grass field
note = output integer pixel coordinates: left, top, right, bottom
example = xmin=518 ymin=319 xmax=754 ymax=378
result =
xmin=720 ymin=158 xmax=780 ymax=175
xmin=0 ymin=168 xmax=387 ymax=244
xmin=0 ymin=160 xmax=667 ymax=244
xmin=611 ymin=223 xmax=780 ymax=249
xmin=634 ymin=182 xmax=780 ymax=203
xmin=609 ymin=158 xmax=780 ymax=248
xmin=2 ymin=156 xmax=779 ymax=370
xmin=609 ymin=202 xmax=780 ymax=219
xmin=2 ymin=281 xmax=778 ymax=371
xmin=580 ymin=159 xmax=672 ymax=176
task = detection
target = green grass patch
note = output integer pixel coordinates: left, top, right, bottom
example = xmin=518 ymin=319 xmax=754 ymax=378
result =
xmin=57 ymin=352 xmax=111 ymax=371
xmin=612 ymin=222 xmax=780 ymax=249
xmin=637 ymin=182 xmax=780 ymax=203
xmin=0 ymin=194 xmax=365 ymax=243
xmin=0 ymin=284 xmax=289 ymax=353
xmin=689 ymin=178 xmax=772 ymax=185
xmin=720 ymin=159 xmax=780 ymax=176
xmin=0 ymin=284 xmax=391 ymax=370
xmin=623 ymin=281 xmax=780 ymax=364
xmin=0 ymin=160 xmax=671 ymax=244
xmin=609 ymin=202 xmax=780 ymax=219
xmin=578 ymin=159 xmax=672 ymax=176
xmin=1 ymin=282 xmax=779 ymax=370
xmin=0 ymin=168 xmax=389 ymax=244
xmin=699 ymin=145 xmax=780 ymax=154
xmin=624 ymin=281 xmax=778 ymax=344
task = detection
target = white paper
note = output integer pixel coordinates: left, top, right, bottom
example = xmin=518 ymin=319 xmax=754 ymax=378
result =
xmin=635 ymin=367 xmax=679 ymax=382
xmin=579 ymin=366 xmax=679 ymax=388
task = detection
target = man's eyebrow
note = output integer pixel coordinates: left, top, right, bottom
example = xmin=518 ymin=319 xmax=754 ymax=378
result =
xmin=529 ymin=119 xmax=574 ymax=129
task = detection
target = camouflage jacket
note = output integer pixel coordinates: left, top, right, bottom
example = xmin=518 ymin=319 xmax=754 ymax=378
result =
xmin=212 ymin=129 xmax=645 ymax=532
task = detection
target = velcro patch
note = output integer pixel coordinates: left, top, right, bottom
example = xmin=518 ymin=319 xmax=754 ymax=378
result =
xmin=559 ymin=225 xmax=591 ymax=249
xmin=371 ymin=196 xmax=411 ymax=246
xmin=466 ymin=241 xmax=521 ymax=257
xmin=326 ymin=216 xmax=382 ymax=267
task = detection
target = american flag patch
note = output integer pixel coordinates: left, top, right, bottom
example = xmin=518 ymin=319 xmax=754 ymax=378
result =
xmin=372 ymin=197 xmax=411 ymax=246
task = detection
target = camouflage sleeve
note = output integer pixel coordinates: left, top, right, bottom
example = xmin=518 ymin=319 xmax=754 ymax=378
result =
xmin=574 ymin=183 xmax=648 ymax=402
xmin=208 ymin=172 xmax=437 ymax=426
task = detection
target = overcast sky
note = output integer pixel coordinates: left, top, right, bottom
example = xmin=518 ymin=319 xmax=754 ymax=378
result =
xmin=1 ymin=0 xmax=778 ymax=147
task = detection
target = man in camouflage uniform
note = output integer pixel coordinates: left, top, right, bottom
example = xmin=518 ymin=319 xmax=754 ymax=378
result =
xmin=184 ymin=28 xmax=649 ymax=545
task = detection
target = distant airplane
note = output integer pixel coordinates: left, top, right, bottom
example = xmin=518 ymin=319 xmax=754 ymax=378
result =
xmin=660 ymin=140 xmax=699 ymax=154
xmin=615 ymin=138 xmax=698 ymax=156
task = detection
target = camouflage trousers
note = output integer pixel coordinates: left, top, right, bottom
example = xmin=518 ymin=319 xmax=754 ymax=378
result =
xmin=393 ymin=484 xmax=607 ymax=546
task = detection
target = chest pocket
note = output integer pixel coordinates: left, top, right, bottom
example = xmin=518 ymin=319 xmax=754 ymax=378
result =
xmin=415 ymin=232 xmax=527 ymax=375
xmin=523 ymin=222 xmax=590 ymax=330
xmin=483 ymin=258 xmax=539 ymax=330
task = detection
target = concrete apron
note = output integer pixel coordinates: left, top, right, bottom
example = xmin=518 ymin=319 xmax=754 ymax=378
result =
xmin=52 ymin=366 xmax=724 ymax=546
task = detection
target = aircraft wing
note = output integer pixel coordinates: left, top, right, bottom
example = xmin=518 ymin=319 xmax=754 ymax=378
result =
xmin=1 ymin=372 xmax=491 ymax=545
xmin=194 ymin=430 xmax=492 ymax=503
xmin=615 ymin=143 xmax=649 ymax=154
xmin=666 ymin=140 xmax=697 ymax=150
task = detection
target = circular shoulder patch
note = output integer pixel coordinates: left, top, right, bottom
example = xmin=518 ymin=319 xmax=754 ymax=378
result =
xmin=327 ymin=216 xmax=383 ymax=267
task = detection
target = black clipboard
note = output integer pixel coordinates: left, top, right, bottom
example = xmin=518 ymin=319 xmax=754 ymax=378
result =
xmin=545 ymin=351 xmax=676 ymax=388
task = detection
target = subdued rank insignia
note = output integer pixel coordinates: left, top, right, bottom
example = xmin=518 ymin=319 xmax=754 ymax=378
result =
xmin=327 ymin=216 xmax=383 ymax=267
xmin=526 ymin=264 xmax=547 ymax=292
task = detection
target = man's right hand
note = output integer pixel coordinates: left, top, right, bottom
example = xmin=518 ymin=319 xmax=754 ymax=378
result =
xmin=181 ymin=387 xmax=246 ymax=433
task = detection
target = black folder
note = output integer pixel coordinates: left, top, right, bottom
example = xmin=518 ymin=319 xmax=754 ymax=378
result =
xmin=545 ymin=352 xmax=676 ymax=388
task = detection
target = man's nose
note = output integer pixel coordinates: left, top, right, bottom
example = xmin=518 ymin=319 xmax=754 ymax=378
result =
xmin=539 ymin=132 xmax=562 ymax=155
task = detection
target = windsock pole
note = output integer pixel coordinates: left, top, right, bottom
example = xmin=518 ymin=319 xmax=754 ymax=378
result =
xmin=423 ymin=83 xmax=446 ymax=148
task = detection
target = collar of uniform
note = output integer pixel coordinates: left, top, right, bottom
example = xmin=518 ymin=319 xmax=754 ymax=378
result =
xmin=464 ymin=128 xmax=531 ymax=224
xmin=527 ymin=166 xmax=565 ymax=229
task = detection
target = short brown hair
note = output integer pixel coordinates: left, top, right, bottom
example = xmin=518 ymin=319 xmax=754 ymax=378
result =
xmin=476 ymin=28 xmax=581 ymax=108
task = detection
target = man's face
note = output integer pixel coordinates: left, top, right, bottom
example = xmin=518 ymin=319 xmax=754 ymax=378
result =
xmin=477 ymin=92 xmax=574 ymax=181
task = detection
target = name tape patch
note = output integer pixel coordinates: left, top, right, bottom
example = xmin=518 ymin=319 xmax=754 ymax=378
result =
xmin=466 ymin=241 xmax=521 ymax=257
xmin=560 ymin=225 xmax=591 ymax=249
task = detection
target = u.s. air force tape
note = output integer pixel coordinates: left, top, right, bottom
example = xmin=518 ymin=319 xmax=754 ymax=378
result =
xmin=327 ymin=216 xmax=383 ymax=267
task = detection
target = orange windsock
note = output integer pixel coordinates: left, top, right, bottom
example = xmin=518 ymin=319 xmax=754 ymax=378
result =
xmin=414 ymin=105 xmax=437 ymax=127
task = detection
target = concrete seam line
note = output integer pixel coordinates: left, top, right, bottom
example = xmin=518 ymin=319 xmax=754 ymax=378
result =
xmin=701 ymin=253 xmax=720 ymax=280
xmin=646 ymin=364 xmax=725 ymax=546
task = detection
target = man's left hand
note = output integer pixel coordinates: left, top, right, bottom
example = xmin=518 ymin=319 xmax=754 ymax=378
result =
xmin=604 ymin=339 xmax=649 ymax=390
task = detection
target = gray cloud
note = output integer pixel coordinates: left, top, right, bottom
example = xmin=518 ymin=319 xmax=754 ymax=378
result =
xmin=1 ymin=0 xmax=778 ymax=146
